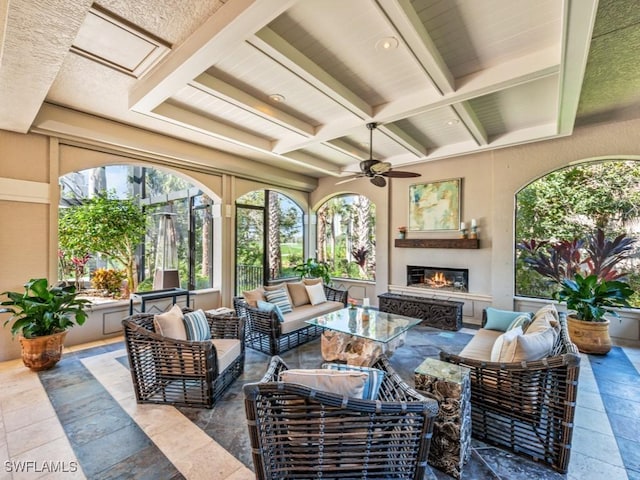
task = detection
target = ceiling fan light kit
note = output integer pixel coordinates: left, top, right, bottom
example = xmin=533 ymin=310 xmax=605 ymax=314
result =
xmin=337 ymin=123 xmax=421 ymax=187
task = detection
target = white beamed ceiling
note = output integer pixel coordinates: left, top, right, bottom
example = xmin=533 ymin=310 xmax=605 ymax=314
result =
xmin=1 ymin=0 xmax=621 ymax=180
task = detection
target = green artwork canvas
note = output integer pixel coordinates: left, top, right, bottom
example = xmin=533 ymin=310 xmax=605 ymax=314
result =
xmin=409 ymin=179 xmax=461 ymax=231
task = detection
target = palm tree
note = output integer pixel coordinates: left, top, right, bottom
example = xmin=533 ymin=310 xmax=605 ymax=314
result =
xmin=267 ymin=191 xmax=282 ymax=279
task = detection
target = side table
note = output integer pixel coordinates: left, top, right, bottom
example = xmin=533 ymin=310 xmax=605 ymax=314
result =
xmin=414 ymin=357 xmax=471 ymax=480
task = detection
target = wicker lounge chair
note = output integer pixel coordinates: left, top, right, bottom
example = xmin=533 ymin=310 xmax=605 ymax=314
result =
xmin=122 ymin=309 xmax=245 ymax=408
xmin=244 ymin=355 xmax=439 ymax=480
xmin=233 ymin=283 xmax=348 ymax=355
xmin=440 ymin=310 xmax=580 ymax=473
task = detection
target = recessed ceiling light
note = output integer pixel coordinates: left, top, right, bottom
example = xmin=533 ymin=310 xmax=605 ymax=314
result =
xmin=375 ymin=36 xmax=399 ymax=51
xmin=268 ymin=94 xmax=285 ymax=103
xmin=446 ymin=119 xmax=460 ymax=126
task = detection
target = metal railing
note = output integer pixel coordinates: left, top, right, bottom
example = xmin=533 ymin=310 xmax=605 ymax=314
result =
xmin=236 ymin=264 xmax=263 ymax=293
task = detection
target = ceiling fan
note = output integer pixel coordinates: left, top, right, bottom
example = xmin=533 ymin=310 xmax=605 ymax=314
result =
xmin=336 ymin=122 xmax=421 ymax=187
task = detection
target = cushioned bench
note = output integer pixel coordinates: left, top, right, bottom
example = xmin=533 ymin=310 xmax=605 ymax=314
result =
xmin=440 ymin=304 xmax=581 ymax=473
xmin=233 ymin=279 xmax=348 ymax=355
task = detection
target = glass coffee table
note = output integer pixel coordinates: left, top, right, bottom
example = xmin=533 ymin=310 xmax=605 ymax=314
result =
xmin=306 ymin=307 xmax=422 ymax=366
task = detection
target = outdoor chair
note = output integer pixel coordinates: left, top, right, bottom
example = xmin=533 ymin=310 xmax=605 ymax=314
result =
xmin=122 ymin=308 xmax=245 ymax=408
xmin=243 ymin=355 xmax=439 ymax=480
xmin=440 ymin=310 xmax=581 ymax=473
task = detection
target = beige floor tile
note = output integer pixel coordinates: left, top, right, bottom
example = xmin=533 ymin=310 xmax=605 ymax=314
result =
xmin=172 ymin=441 xmax=248 ymax=480
xmin=0 ymin=386 xmax=50 ymax=415
xmin=9 ymin=437 xmax=84 ymax=480
xmin=574 ymin=405 xmax=615 ymax=436
xmin=567 ymin=451 xmax=629 ymax=480
xmin=150 ymin=427 xmax=213 ymax=463
xmin=576 ymin=389 xmax=607 ymax=412
xmin=6 ymin=417 xmax=65 ymax=457
xmin=224 ymin=467 xmax=256 ymax=480
xmin=0 ymin=443 xmax=10 ymax=480
xmin=572 ymin=426 xmax=625 ymax=467
xmin=126 ymin=404 xmax=187 ymax=437
xmin=3 ymin=402 xmax=56 ymax=433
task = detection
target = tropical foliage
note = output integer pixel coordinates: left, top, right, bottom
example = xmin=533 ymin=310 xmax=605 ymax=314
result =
xmin=317 ymin=195 xmax=376 ymax=280
xmin=556 ymin=274 xmax=633 ymax=322
xmin=59 ymin=192 xmax=147 ymax=294
xmin=1 ymin=278 xmax=90 ymax=337
xmin=515 ymin=160 xmax=640 ymax=306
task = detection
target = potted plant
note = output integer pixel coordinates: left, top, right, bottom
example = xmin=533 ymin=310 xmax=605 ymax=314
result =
xmin=293 ymin=258 xmax=332 ymax=285
xmin=1 ymin=278 xmax=91 ymax=370
xmin=555 ymin=274 xmax=633 ymax=354
xmin=518 ymin=229 xmax=636 ymax=354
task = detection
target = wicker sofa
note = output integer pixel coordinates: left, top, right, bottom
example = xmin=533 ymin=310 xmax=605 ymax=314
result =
xmin=244 ymin=355 xmax=439 ymax=480
xmin=233 ymin=280 xmax=348 ymax=355
xmin=122 ymin=308 xmax=245 ymax=408
xmin=440 ymin=305 xmax=581 ymax=473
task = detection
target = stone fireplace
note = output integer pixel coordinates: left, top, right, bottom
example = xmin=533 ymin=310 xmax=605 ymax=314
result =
xmin=407 ymin=265 xmax=469 ymax=292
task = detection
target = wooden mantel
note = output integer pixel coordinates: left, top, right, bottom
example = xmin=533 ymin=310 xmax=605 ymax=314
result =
xmin=394 ymin=238 xmax=479 ymax=249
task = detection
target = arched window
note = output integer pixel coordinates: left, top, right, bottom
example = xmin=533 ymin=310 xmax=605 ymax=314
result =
xmin=235 ymin=190 xmax=304 ymax=292
xmin=515 ymin=159 xmax=640 ymax=305
xmin=316 ymin=194 xmax=376 ymax=281
xmin=59 ymin=165 xmax=216 ymax=293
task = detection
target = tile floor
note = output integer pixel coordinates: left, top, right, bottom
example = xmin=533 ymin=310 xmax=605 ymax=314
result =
xmin=0 ymin=329 xmax=638 ymax=480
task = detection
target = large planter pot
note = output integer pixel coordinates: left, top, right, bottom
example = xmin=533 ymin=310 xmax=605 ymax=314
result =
xmin=19 ymin=331 xmax=68 ymax=371
xmin=567 ymin=315 xmax=611 ymax=355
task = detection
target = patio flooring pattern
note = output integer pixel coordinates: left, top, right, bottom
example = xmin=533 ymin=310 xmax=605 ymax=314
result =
xmin=0 ymin=325 xmax=638 ymax=479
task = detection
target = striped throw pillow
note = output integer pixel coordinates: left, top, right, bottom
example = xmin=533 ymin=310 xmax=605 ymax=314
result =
xmin=183 ymin=309 xmax=211 ymax=341
xmin=322 ymin=363 xmax=385 ymax=400
xmin=263 ymin=288 xmax=293 ymax=314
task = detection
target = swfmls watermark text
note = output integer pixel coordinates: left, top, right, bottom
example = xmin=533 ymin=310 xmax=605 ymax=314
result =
xmin=4 ymin=460 xmax=79 ymax=473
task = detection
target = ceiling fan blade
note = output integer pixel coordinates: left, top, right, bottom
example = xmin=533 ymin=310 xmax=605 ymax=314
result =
xmin=370 ymin=176 xmax=387 ymax=187
xmin=370 ymin=161 xmax=392 ymax=174
xmin=382 ymin=170 xmax=421 ymax=178
xmin=336 ymin=175 xmax=361 ymax=185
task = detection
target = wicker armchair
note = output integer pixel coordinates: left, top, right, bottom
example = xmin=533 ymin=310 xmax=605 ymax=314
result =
xmin=244 ymin=355 xmax=439 ymax=480
xmin=122 ymin=310 xmax=245 ymax=408
xmin=233 ymin=284 xmax=348 ymax=355
xmin=440 ymin=310 xmax=580 ymax=473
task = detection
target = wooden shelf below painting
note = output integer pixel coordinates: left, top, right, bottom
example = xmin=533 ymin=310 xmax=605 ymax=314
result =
xmin=394 ymin=238 xmax=479 ymax=249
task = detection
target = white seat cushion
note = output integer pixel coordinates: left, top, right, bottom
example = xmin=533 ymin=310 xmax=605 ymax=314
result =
xmin=212 ymin=338 xmax=242 ymax=374
xmin=280 ymin=301 xmax=344 ymax=334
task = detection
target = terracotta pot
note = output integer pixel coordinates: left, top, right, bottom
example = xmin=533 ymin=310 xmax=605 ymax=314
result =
xmin=567 ymin=315 xmax=611 ymax=355
xmin=19 ymin=331 xmax=68 ymax=371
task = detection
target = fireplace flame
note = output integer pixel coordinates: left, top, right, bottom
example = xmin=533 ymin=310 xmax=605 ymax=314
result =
xmin=426 ymin=271 xmax=453 ymax=288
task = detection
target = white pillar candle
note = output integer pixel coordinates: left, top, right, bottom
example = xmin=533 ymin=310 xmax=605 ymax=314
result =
xmin=460 ymin=222 xmax=466 ymax=230
xmin=362 ymin=297 xmax=370 ymax=307
xmin=471 ymin=218 xmax=477 ymax=228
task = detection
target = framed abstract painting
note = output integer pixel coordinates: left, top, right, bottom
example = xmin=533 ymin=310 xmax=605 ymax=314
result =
xmin=409 ymin=178 xmax=461 ymax=231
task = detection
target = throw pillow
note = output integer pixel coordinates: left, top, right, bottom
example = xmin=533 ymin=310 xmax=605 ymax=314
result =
xmin=490 ymin=326 xmax=523 ymax=362
xmin=183 ymin=309 xmax=212 ymax=341
xmin=484 ymin=307 xmax=531 ymax=332
xmin=153 ymin=304 xmax=187 ymax=340
xmin=322 ymin=363 xmax=385 ymax=400
xmin=287 ymin=281 xmax=310 ymax=307
xmin=257 ymin=300 xmax=285 ymax=322
xmin=279 ymin=369 xmax=369 ymax=399
xmin=242 ymin=287 xmax=265 ymax=307
xmin=264 ymin=287 xmax=293 ymax=314
xmin=510 ymin=327 xmax=557 ymax=362
xmin=507 ymin=314 xmax=532 ymax=333
xmin=528 ymin=304 xmax=560 ymax=333
xmin=305 ymin=282 xmax=327 ymax=306
xmin=302 ymin=277 xmax=323 ymax=286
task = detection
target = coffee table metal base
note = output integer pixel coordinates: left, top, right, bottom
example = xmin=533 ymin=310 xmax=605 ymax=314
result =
xmin=321 ymin=330 xmax=406 ymax=366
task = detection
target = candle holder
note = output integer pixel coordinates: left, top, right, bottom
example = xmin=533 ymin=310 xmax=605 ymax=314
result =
xmin=460 ymin=228 xmax=468 ymax=239
xmin=469 ymin=226 xmax=478 ymax=239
